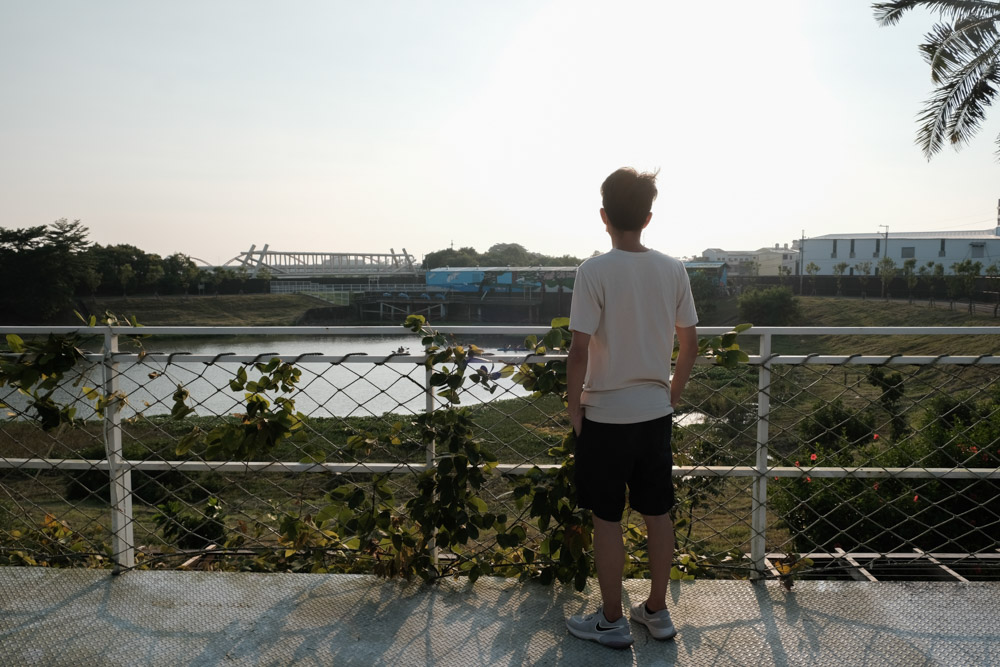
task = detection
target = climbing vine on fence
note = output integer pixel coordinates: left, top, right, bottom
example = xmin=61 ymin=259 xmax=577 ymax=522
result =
xmin=1 ymin=315 xmax=753 ymax=584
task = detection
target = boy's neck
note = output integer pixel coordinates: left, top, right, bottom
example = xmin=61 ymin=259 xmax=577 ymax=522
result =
xmin=608 ymin=228 xmax=647 ymax=253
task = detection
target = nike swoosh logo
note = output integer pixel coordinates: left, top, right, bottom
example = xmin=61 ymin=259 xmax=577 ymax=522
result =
xmin=595 ymin=623 xmax=619 ymax=632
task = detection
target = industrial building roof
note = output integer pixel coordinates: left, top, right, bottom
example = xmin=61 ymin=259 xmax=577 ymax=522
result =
xmin=809 ymin=229 xmax=1000 ymax=241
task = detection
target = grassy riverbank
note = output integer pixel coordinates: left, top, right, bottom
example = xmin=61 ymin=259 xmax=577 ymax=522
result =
xmin=73 ymin=294 xmax=328 ymax=326
xmin=778 ymin=296 xmax=1000 ymax=355
xmin=71 ymin=292 xmax=1000 ymax=330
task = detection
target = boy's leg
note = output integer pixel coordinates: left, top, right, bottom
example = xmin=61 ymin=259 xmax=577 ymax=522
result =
xmin=592 ymin=515 xmax=626 ymax=621
xmin=641 ymin=512 xmax=674 ymax=612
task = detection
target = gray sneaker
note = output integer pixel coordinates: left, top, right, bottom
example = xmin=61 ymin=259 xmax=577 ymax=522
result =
xmin=630 ymin=601 xmax=677 ymax=640
xmin=566 ymin=609 xmax=634 ymax=649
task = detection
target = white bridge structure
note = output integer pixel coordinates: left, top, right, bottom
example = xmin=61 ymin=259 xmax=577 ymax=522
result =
xmin=225 ymin=244 xmax=419 ymax=278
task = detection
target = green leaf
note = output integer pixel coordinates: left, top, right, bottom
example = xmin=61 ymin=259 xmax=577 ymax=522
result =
xmin=315 ymin=504 xmax=339 ymax=525
xmin=5 ymin=335 xmax=24 ymax=354
xmin=542 ymin=328 xmax=562 ymax=351
xmin=176 ymin=429 xmax=201 ymax=456
xmin=468 ymin=496 xmax=488 ymax=513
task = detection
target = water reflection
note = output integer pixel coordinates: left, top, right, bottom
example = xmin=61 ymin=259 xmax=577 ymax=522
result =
xmin=3 ymin=335 xmax=536 ymax=421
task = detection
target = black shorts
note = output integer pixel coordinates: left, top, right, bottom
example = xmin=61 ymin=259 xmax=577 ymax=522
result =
xmin=574 ymin=415 xmax=674 ymax=522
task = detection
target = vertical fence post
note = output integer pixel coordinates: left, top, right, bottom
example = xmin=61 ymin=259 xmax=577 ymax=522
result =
xmin=750 ymin=332 xmax=772 ymax=580
xmin=425 ymin=364 xmax=438 ymax=568
xmin=104 ymin=329 xmax=134 ymax=571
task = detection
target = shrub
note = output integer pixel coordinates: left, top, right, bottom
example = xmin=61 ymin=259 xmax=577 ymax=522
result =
xmin=797 ymin=399 xmax=874 ymax=448
xmin=737 ymin=287 xmax=800 ymax=325
xmin=772 ymin=391 xmax=1000 ymax=553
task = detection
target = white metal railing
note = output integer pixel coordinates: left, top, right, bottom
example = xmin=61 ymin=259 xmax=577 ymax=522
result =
xmin=2 ymin=326 xmax=999 ymax=579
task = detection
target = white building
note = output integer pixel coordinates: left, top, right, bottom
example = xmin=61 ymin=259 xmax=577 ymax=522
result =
xmin=702 ymin=244 xmax=799 ymax=276
xmin=800 ymin=228 xmax=1000 ymax=275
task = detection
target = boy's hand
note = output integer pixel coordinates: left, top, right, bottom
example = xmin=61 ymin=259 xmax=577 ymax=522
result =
xmin=569 ymin=406 xmax=584 ymax=436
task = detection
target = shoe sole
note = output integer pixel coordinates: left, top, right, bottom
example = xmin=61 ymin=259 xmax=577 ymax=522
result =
xmin=629 ymin=616 xmax=677 ymax=642
xmin=631 ymin=618 xmax=677 ymax=641
xmin=566 ymin=626 xmax=634 ymax=649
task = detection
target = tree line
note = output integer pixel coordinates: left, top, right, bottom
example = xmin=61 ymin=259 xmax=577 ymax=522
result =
xmin=802 ymin=257 xmax=996 ymax=310
xmin=0 ymin=220 xmax=260 ymax=322
xmin=423 ymin=242 xmax=583 ymax=270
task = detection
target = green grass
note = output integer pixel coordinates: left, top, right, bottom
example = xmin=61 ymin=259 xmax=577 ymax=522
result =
xmin=775 ymin=296 xmax=1000 ymax=355
xmin=74 ymin=294 xmax=328 ymax=326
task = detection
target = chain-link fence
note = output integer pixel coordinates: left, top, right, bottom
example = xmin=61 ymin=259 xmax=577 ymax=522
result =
xmin=1 ymin=325 xmax=998 ymax=582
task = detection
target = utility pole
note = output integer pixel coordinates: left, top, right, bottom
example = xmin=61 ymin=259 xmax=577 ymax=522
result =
xmin=878 ymin=225 xmax=889 ymax=259
xmin=799 ymin=229 xmax=805 ymax=295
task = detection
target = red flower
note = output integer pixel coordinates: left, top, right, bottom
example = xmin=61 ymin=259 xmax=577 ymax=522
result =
xmin=873 ymin=482 xmax=879 ymax=491
xmin=810 ymin=453 xmax=817 ymax=461
xmin=806 ymin=477 xmax=812 ymax=483
xmin=794 ymin=461 xmax=800 ymax=467
xmin=873 ymin=434 xmax=880 ymax=441
xmin=913 ymin=494 xmax=919 ymax=502
xmin=970 ymin=446 xmax=978 ymax=453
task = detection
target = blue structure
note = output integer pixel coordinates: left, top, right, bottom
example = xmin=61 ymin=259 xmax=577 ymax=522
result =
xmin=424 ymin=263 xmax=726 ymax=294
xmin=425 ymin=267 xmax=577 ymax=294
xmin=684 ymin=261 xmax=729 ymax=287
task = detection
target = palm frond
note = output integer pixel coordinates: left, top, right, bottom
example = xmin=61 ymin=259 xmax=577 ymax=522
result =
xmin=920 ymin=17 xmax=1000 ymax=83
xmin=916 ymin=58 xmax=1000 ymax=156
xmin=945 ymin=62 xmax=1000 ymax=143
xmin=876 ymin=1 xmax=1000 ymax=157
xmin=874 ymin=1 xmax=1000 ymax=27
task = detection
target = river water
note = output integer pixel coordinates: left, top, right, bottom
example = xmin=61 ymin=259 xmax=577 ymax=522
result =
xmin=4 ymin=335 xmax=535 ymax=421
xmin=4 ymin=334 xmax=705 ymax=425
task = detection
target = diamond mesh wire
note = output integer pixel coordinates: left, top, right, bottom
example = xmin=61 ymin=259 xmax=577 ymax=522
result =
xmin=1 ymin=330 xmax=998 ymax=581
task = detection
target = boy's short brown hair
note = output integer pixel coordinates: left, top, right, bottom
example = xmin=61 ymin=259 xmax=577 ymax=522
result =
xmin=600 ymin=167 xmax=659 ymax=231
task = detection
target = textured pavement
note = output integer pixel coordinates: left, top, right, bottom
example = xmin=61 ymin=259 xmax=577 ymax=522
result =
xmin=1 ymin=567 xmax=998 ymax=666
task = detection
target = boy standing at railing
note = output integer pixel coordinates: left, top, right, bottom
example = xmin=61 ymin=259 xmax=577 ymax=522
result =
xmin=565 ymin=167 xmax=699 ymax=649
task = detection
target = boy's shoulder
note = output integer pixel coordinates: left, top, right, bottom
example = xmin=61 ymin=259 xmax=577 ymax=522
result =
xmin=580 ymin=248 xmax=683 ymax=271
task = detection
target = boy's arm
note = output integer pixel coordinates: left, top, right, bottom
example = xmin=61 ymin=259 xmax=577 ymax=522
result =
xmin=671 ymin=325 xmax=698 ymax=408
xmin=567 ymin=330 xmax=590 ymax=436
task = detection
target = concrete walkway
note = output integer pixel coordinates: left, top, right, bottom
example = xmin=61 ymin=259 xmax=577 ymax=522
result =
xmin=1 ymin=567 xmax=997 ymax=666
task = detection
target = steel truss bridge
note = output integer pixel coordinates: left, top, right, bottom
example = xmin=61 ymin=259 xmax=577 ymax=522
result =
xmin=225 ymin=244 xmax=419 ymax=278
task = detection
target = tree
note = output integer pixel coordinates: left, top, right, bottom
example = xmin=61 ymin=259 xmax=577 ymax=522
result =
xmin=423 ymin=246 xmax=480 ymax=270
xmin=777 ymin=265 xmax=792 ymax=286
xmin=833 ymin=261 xmax=849 ymax=296
xmin=854 ymin=261 xmax=873 ymax=299
xmin=88 ymin=243 xmax=161 ymax=294
xmin=481 ymin=243 xmax=531 ymax=267
xmin=874 ymin=1 xmax=1000 ymax=158
xmin=986 ymin=261 xmax=1000 ymax=315
xmin=903 ymin=258 xmax=919 ymax=303
xmin=118 ymin=263 xmax=135 ymax=297
xmin=877 ymin=256 xmax=898 ymax=300
xmin=162 ymin=253 xmax=201 ymax=294
xmin=919 ymin=261 xmax=945 ymax=306
xmin=951 ymin=258 xmax=983 ymax=312
xmin=0 ymin=219 xmax=93 ymax=322
xmin=806 ymin=262 xmax=820 ymax=295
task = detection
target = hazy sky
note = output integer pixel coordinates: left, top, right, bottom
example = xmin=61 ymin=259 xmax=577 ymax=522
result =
xmin=2 ymin=1 xmax=999 ymax=266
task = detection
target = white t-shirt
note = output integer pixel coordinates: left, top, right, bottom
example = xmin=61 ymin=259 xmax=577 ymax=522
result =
xmin=569 ymin=248 xmax=698 ymax=424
